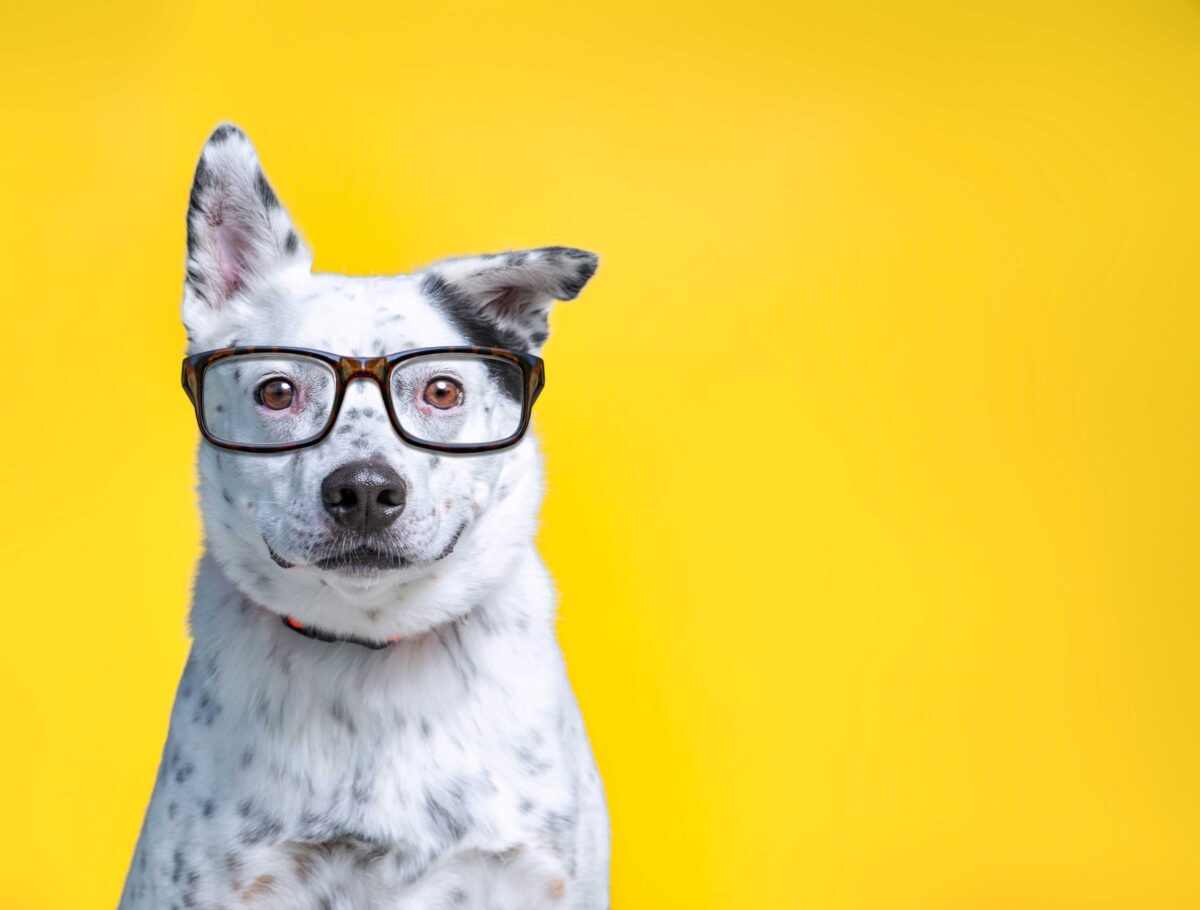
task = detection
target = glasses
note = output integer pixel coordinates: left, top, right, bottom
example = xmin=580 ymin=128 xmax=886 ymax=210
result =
xmin=181 ymin=346 xmax=546 ymax=454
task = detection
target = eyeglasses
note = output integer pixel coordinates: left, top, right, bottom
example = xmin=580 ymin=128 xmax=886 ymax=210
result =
xmin=181 ymin=346 xmax=546 ymax=454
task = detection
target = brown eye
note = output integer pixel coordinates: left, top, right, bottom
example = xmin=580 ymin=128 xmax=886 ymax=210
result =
xmin=256 ymin=378 xmax=295 ymax=410
xmin=423 ymin=377 xmax=463 ymax=410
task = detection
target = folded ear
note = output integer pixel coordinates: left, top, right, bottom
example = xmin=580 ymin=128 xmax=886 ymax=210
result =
xmin=419 ymin=247 xmax=599 ymax=351
xmin=183 ymin=123 xmax=310 ymax=317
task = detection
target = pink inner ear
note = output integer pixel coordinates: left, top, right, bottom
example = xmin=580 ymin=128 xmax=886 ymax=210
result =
xmin=213 ymin=219 xmax=251 ymax=299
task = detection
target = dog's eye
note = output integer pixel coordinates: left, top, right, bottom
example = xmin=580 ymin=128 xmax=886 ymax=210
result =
xmin=423 ymin=377 xmax=463 ymax=410
xmin=256 ymin=378 xmax=295 ymax=410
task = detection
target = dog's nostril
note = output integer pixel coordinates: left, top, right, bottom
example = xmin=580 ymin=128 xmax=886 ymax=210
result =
xmin=377 ymin=487 xmax=404 ymax=508
xmin=325 ymin=486 xmax=359 ymax=509
xmin=320 ymin=460 xmax=407 ymax=532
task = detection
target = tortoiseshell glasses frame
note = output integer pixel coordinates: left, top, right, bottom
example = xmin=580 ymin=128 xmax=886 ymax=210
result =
xmin=181 ymin=345 xmax=546 ymax=455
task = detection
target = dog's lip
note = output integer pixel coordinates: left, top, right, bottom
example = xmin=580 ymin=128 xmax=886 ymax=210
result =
xmin=264 ymin=527 xmax=466 ymax=574
xmin=312 ymin=545 xmax=410 ymax=573
xmin=266 ymin=543 xmax=295 ymax=569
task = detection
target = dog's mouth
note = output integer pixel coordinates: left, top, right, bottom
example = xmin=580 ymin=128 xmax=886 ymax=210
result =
xmin=265 ymin=526 xmax=466 ymax=576
xmin=312 ymin=546 xmax=411 ymax=574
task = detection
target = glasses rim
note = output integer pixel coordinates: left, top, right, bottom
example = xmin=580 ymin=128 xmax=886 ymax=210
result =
xmin=181 ymin=344 xmax=546 ymax=454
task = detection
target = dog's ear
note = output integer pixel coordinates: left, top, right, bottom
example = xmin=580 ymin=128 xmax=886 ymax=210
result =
xmin=419 ymin=247 xmax=599 ymax=351
xmin=183 ymin=124 xmax=310 ymax=319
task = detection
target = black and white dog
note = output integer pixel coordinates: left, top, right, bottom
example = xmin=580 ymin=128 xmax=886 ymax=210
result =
xmin=119 ymin=125 xmax=608 ymax=909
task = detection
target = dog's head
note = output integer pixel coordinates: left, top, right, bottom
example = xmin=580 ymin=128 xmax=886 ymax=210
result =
xmin=181 ymin=125 xmax=596 ymax=639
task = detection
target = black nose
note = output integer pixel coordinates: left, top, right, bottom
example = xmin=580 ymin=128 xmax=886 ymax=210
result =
xmin=321 ymin=459 xmax=407 ymax=532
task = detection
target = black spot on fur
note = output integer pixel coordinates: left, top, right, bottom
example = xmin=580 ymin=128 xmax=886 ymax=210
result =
xmin=424 ymin=787 xmax=470 ymax=843
xmin=185 ymin=156 xmax=210 ymax=257
xmin=285 ymin=230 xmax=299 ymax=254
xmin=352 ymin=765 xmax=373 ymax=804
xmin=192 ymin=689 xmax=221 ymax=726
xmin=330 ymin=700 xmax=357 ymax=735
xmin=255 ymin=169 xmax=280 ymax=210
xmin=421 ymin=274 xmax=523 ymax=351
xmin=237 ymin=800 xmax=283 ymax=845
xmin=541 ymin=810 xmax=576 ymax=835
xmin=208 ymin=123 xmax=243 ymax=144
xmin=543 ymin=246 xmax=598 ymax=299
xmin=540 ymin=245 xmax=594 ymax=261
xmin=515 ymin=744 xmax=552 ymax=775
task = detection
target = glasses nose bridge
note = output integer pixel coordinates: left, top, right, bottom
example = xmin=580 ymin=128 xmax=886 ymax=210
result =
xmin=338 ymin=356 xmax=390 ymax=389
xmin=335 ymin=357 xmax=391 ymax=421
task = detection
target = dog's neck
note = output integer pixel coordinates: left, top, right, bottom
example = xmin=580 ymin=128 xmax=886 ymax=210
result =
xmin=183 ymin=539 xmax=556 ymax=730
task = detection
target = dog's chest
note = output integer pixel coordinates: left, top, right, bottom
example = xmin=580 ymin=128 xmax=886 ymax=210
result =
xmin=157 ymin=621 xmax=578 ymax=900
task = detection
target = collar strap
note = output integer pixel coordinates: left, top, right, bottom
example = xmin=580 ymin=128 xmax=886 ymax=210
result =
xmin=281 ymin=614 xmax=404 ymax=651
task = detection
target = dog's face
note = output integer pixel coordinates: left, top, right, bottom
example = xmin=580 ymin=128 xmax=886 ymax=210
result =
xmin=181 ymin=125 xmax=596 ymax=639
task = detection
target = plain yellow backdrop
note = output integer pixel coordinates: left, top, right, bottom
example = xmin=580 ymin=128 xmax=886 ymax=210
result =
xmin=2 ymin=1 xmax=1199 ymax=907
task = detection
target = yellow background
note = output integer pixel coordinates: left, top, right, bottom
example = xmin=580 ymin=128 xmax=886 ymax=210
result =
xmin=2 ymin=1 xmax=1199 ymax=906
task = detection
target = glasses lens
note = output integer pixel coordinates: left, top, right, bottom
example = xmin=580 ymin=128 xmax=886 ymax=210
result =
xmin=390 ymin=354 xmax=526 ymax=447
xmin=201 ymin=354 xmax=337 ymax=447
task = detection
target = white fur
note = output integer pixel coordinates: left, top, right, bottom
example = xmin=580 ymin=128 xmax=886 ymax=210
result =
xmin=119 ymin=126 xmax=607 ymax=909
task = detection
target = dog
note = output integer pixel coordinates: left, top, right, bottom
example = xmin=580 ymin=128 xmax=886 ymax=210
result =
xmin=118 ymin=124 xmax=608 ymax=909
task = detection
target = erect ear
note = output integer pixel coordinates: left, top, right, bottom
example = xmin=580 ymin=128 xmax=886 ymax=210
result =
xmin=419 ymin=247 xmax=599 ymax=351
xmin=183 ymin=123 xmax=310 ymax=317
